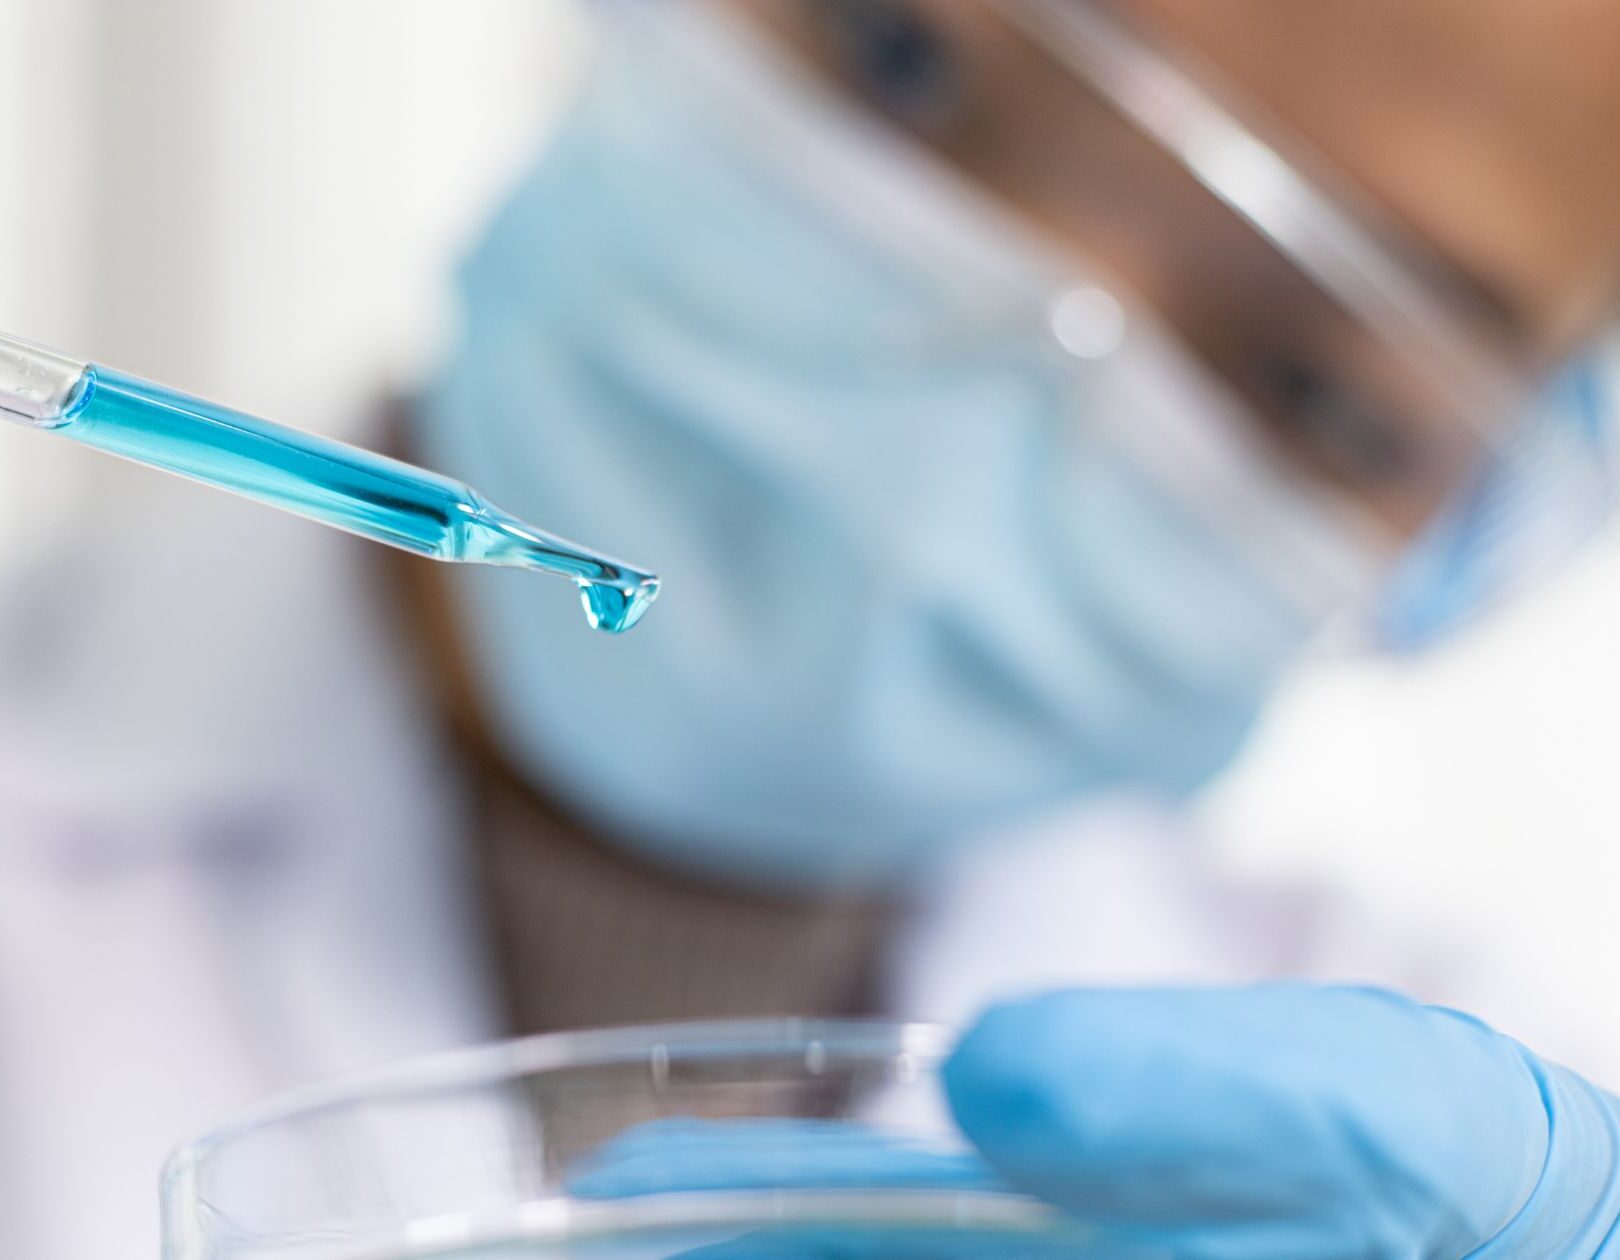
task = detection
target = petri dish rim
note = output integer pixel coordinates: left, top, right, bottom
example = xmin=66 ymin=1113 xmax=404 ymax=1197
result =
xmin=160 ymin=1017 xmax=956 ymax=1204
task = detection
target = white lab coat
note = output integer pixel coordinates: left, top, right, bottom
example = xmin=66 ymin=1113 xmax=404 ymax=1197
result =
xmin=890 ymin=799 xmax=1609 ymax=1077
xmin=0 ymin=461 xmax=1610 ymax=1260
xmin=0 ymin=469 xmax=501 ymax=1260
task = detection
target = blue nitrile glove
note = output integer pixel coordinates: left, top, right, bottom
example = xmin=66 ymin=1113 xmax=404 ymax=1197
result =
xmin=946 ymin=985 xmax=1620 ymax=1259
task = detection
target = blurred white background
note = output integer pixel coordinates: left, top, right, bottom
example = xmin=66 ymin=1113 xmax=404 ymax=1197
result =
xmin=1 ymin=2 xmax=1619 ymax=1257
xmin=0 ymin=4 xmax=587 ymax=1258
xmin=0 ymin=0 xmax=586 ymax=438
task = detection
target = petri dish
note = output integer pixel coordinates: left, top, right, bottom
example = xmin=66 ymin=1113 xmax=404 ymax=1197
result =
xmin=160 ymin=1019 xmax=1106 ymax=1259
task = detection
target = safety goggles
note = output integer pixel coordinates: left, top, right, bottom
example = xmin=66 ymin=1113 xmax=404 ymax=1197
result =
xmin=787 ymin=0 xmax=1618 ymax=645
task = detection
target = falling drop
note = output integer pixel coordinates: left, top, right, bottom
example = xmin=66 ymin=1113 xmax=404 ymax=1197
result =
xmin=579 ymin=575 xmax=662 ymax=635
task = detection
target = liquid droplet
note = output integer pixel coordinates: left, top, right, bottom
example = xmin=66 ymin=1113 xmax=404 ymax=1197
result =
xmin=579 ymin=575 xmax=661 ymax=634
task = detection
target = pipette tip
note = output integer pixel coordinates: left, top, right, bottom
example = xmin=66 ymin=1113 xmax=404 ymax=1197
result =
xmin=468 ymin=502 xmax=661 ymax=634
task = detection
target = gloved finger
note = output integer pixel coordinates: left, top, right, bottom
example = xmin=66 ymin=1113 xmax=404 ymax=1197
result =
xmin=945 ymin=985 xmax=1559 ymax=1260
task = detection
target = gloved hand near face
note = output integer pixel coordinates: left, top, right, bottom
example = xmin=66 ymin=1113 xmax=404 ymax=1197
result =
xmin=948 ymin=985 xmax=1620 ymax=1259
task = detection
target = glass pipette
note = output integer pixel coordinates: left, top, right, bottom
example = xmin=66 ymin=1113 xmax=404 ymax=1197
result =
xmin=0 ymin=332 xmax=659 ymax=633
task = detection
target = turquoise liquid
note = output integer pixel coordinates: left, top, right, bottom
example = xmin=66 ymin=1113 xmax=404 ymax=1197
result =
xmin=377 ymin=1219 xmax=1100 ymax=1259
xmin=60 ymin=367 xmax=659 ymax=633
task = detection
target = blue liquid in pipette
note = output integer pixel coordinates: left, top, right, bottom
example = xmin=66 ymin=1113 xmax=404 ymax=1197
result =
xmin=60 ymin=367 xmax=659 ymax=633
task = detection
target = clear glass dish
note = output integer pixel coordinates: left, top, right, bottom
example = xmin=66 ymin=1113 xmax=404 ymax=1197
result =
xmin=161 ymin=1019 xmax=1100 ymax=1259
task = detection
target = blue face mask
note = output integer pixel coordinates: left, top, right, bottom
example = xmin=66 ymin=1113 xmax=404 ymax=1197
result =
xmin=416 ymin=2 xmax=1380 ymax=890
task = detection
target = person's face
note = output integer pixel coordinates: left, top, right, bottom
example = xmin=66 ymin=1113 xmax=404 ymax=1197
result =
xmin=725 ymin=0 xmax=1620 ymax=535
